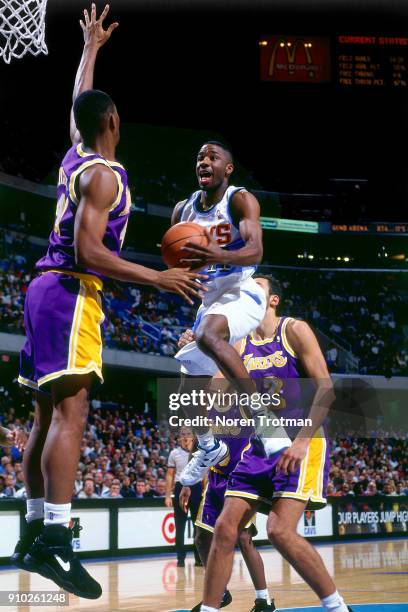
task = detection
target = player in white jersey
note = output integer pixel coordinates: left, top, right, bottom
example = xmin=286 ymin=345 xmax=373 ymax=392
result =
xmin=172 ymin=141 xmax=290 ymax=485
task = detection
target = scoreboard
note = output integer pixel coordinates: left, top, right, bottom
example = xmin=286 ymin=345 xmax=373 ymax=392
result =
xmin=329 ymin=222 xmax=408 ymax=235
xmin=260 ymin=34 xmax=408 ymax=88
xmin=261 ymin=218 xmax=408 ymax=235
xmin=337 ymin=35 xmax=408 ymax=88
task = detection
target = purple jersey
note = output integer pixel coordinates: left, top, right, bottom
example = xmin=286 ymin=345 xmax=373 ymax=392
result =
xmin=36 ymin=143 xmax=131 ymax=278
xmin=240 ymin=316 xmax=304 ymax=436
xmin=209 ymin=403 xmax=253 ymax=476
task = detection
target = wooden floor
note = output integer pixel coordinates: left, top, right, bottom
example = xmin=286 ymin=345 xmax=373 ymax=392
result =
xmin=0 ymin=539 xmax=407 ymax=612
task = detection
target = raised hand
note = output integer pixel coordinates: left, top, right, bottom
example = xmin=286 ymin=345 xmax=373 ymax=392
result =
xmin=80 ymin=3 xmax=119 ymax=49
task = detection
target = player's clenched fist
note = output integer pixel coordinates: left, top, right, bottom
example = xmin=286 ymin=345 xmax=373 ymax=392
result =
xmin=178 ymin=328 xmax=195 ymax=349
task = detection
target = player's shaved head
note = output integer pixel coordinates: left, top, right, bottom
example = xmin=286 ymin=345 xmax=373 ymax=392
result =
xmin=73 ymin=89 xmax=116 ymax=145
xmin=200 ymin=140 xmax=234 ymax=163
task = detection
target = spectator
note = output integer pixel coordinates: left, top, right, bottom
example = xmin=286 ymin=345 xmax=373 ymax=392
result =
xmin=135 ymin=480 xmax=153 ymax=499
xmin=74 ymin=469 xmax=84 ymax=495
xmin=101 ymin=473 xmax=115 ymax=498
xmin=106 ymin=480 xmax=123 ymax=499
xmin=120 ymin=475 xmax=136 ymax=498
xmin=364 ymin=481 xmax=378 ymax=496
xmin=77 ymin=477 xmax=100 ymax=499
xmin=152 ymin=478 xmax=166 ymax=498
xmin=94 ymin=471 xmax=104 ymax=497
xmin=2 ymin=474 xmax=17 ymax=497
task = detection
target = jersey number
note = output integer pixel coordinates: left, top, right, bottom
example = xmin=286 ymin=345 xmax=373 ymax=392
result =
xmin=209 ymin=223 xmax=231 ymax=245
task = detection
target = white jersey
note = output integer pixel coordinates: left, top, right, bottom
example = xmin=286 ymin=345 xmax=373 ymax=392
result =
xmin=179 ymin=185 xmax=256 ymax=301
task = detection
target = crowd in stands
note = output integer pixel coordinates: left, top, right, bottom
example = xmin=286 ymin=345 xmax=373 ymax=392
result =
xmin=0 ymin=227 xmax=407 ymax=374
xmin=0 ymin=379 xmax=407 ymax=501
xmin=269 ymin=269 xmax=408 ymax=377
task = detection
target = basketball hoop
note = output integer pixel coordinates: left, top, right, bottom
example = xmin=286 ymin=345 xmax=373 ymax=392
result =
xmin=0 ymin=0 xmax=48 ymax=64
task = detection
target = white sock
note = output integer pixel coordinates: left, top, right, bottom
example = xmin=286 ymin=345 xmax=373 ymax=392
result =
xmin=44 ymin=502 xmax=71 ymax=528
xmin=25 ymin=497 xmax=44 ymax=523
xmin=201 ymin=606 xmax=219 ymax=612
xmin=321 ymin=590 xmax=348 ymax=612
xmin=197 ymin=431 xmax=216 ymax=450
xmin=255 ymin=589 xmax=271 ymax=604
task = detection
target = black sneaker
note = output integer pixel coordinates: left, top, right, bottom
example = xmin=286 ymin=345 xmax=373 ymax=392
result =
xmin=191 ymin=589 xmax=232 ymax=611
xmin=23 ymin=524 xmax=102 ymax=599
xmin=250 ymin=598 xmax=276 ymax=611
xmin=10 ymin=519 xmax=43 ymax=569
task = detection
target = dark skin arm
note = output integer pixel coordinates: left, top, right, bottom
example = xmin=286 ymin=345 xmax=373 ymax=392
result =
xmin=179 ymin=191 xmax=263 ymax=267
xmin=70 ymin=3 xmax=119 ymax=145
xmin=277 ymin=320 xmax=335 ymax=475
xmin=74 ymin=165 xmax=207 ymax=302
xmin=171 ymin=200 xmax=187 ymax=226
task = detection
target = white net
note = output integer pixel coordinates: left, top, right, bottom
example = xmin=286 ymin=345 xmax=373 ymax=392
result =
xmin=0 ymin=0 xmax=47 ymax=64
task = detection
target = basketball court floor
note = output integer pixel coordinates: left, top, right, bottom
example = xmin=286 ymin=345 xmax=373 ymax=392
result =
xmin=0 ymin=538 xmax=406 ymax=611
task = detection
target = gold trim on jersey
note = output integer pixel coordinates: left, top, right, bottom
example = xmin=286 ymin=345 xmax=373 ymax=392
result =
xmin=109 ymin=168 xmax=124 ymax=212
xmin=76 ymin=143 xmax=125 ymax=169
xmin=68 ymin=158 xmax=116 ymax=205
xmin=17 ymin=375 xmax=39 ymax=391
xmin=281 ymin=317 xmax=297 ymax=358
xmin=210 ymin=466 xmax=229 ymax=476
xmin=195 ymin=480 xmax=209 ymax=529
xmin=238 ymin=337 xmax=247 ymax=356
xmin=224 ymin=490 xmax=272 ymax=506
xmin=249 ymin=319 xmax=281 ymax=346
xmin=43 ymin=269 xmax=103 ymax=291
xmin=273 ymin=429 xmax=327 ymax=506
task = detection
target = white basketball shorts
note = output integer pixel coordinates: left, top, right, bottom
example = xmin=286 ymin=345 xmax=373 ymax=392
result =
xmin=175 ymin=276 xmax=267 ymax=376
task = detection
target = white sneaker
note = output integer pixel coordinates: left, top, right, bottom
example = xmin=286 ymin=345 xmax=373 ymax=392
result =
xmin=179 ymin=440 xmax=229 ymax=485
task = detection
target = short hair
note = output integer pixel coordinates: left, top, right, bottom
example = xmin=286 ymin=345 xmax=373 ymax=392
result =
xmin=254 ymin=273 xmax=282 ymax=299
xmin=73 ymin=89 xmax=115 ymax=144
xmin=200 ymin=140 xmax=234 ymax=163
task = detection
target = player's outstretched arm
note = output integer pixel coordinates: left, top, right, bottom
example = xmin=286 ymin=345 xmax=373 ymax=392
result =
xmin=70 ymin=3 xmax=119 ymax=145
xmin=277 ymin=320 xmax=335 ymax=474
xmin=180 ymin=191 xmax=263 ymax=267
xmin=74 ymin=165 xmax=208 ymax=303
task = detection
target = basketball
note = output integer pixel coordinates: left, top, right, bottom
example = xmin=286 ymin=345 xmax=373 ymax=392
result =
xmin=161 ymin=222 xmax=209 ymax=267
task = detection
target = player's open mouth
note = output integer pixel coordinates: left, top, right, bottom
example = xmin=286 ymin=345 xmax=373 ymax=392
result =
xmin=199 ymin=170 xmax=213 ymax=185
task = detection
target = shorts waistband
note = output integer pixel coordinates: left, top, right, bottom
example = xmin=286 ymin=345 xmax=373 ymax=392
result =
xmin=42 ymin=269 xmax=103 ymax=291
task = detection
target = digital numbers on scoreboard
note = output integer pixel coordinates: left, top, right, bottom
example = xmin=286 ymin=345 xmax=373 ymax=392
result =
xmin=336 ymin=35 xmax=408 ymax=88
xmin=260 ymin=34 xmax=408 ymax=88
